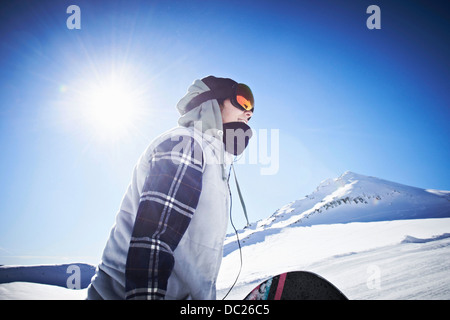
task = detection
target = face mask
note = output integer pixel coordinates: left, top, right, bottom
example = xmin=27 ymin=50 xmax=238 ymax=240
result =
xmin=222 ymin=121 xmax=253 ymax=156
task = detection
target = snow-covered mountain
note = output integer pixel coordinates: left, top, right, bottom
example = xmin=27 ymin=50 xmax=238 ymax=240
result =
xmin=223 ymin=171 xmax=450 ymax=255
xmin=216 ymin=171 xmax=450 ymax=299
xmin=286 ymin=171 xmax=450 ymax=223
xmin=1 ymin=171 xmax=450 ymax=299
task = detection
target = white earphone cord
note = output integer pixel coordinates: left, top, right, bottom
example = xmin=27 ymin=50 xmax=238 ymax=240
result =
xmin=222 ymin=162 xmax=247 ymax=300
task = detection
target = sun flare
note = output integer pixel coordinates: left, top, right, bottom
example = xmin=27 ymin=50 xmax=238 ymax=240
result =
xmin=86 ymin=83 xmax=133 ymax=132
xmin=78 ymin=74 xmax=144 ymax=142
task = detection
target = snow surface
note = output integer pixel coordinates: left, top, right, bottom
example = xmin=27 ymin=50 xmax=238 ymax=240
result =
xmin=0 ymin=282 xmax=87 ymax=300
xmin=217 ymin=171 xmax=450 ymax=300
xmin=216 ymin=218 xmax=450 ymax=300
xmin=1 ymin=171 xmax=449 ymax=300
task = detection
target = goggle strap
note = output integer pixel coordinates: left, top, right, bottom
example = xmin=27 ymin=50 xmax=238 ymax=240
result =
xmin=184 ymin=90 xmax=218 ymax=113
xmin=185 ymin=85 xmax=253 ymax=113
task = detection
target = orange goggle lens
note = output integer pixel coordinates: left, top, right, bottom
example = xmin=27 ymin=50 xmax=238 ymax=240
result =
xmin=233 ymin=83 xmax=254 ymax=112
xmin=236 ymin=95 xmax=253 ymax=111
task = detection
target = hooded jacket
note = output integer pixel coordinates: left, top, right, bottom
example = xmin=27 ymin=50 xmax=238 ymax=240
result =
xmin=87 ymin=78 xmax=233 ymax=300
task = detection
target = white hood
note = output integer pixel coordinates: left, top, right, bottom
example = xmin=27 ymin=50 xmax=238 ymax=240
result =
xmin=176 ymin=78 xmax=224 ymax=139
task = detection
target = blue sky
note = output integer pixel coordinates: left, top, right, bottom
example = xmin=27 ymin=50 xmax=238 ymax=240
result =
xmin=0 ymin=0 xmax=449 ymax=265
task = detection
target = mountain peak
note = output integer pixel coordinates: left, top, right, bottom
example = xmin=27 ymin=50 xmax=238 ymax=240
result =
xmin=317 ymin=171 xmax=364 ymax=189
xmin=224 ymin=172 xmax=450 ymax=257
xmin=300 ymin=172 xmax=450 ymax=225
xmin=237 ymin=172 xmax=450 ymax=236
xmin=338 ymin=170 xmax=364 ymax=180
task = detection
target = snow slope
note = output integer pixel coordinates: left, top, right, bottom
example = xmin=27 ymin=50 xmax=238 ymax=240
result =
xmin=216 ymin=171 xmax=450 ymax=299
xmin=0 ymin=282 xmax=88 ymax=300
xmin=1 ymin=171 xmax=449 ymax=300
xmin=216 ymin=218 xmax=450 ymax=299
xmin=222 ymin=171 xmax=450 ymax=257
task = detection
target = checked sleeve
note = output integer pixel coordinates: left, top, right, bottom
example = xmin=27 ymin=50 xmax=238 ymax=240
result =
xmin=125 ymin=135 xmax=204 ymax=300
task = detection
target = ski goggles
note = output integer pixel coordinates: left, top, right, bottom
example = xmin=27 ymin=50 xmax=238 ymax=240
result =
xmin=230 ymin=83 xmax=254 ymax=112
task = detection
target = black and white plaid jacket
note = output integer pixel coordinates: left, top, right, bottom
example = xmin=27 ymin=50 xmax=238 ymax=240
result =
xmin=91 ymin=126 xmax=231 ymax=300
xmin=125 ymin=134 xmax=204 ymax=299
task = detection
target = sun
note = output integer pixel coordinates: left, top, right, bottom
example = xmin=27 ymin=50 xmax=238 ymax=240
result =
xmin=57 ymin=61 xmax=153 ymax=145
xmin=79 ymin=74 xmax=144 ymax=142
xmin=85 ymin=81 xmax=134 ymax=134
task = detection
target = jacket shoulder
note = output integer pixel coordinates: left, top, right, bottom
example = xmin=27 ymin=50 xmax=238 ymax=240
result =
xmin=143 ymin=127 xmax=205 ymax=171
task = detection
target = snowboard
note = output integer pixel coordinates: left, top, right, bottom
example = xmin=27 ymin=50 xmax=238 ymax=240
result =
xmin=244 ymin=271 xmax=348 ymax=300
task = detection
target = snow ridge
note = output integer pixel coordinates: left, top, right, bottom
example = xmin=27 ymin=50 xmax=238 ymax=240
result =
xmin=224 ymin=171 xmax=450 ymax=255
